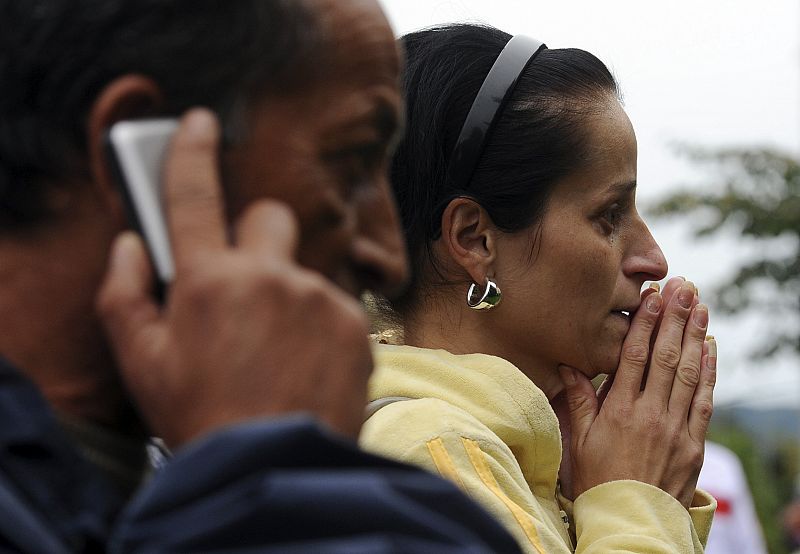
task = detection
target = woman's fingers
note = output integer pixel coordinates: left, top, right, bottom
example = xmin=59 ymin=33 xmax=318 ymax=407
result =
xmin=610 ymin=291 xmax=662 ymax=398
xmin=666 ymin=303 xmax=709 ymax=417
xmin=688 ymin=337 xmax=716 ymax=440
xmin=659 ymin=276 xmax=684 ymax=305
xmin=558 ymin=365 xmax=599 ymax=445
xmin=649 ymin=276 xmax=691 ymax=352
xmin=571 ymin=277 xmax=714 ymax=506
xmin=643 ymin=281 xmax=696 ymax=406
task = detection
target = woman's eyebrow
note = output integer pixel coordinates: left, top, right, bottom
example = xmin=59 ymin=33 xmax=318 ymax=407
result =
xmin=605 ymin=180 xmax=637 ymax=199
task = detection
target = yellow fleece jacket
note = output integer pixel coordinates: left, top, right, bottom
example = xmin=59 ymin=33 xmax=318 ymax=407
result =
xmin=360 ymin=344 xmax=715 ymax=554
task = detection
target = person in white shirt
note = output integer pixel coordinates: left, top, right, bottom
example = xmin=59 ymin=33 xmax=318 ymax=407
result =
xmin=699 ymin=441 xmax=768 ymax=554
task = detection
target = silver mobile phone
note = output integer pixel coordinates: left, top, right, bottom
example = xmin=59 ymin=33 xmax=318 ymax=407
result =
xmin=106 ymin=119 xmax=178 ymax=296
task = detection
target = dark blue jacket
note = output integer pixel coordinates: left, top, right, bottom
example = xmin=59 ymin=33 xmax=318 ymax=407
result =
xmin=0 ymin=358 xmax=520 ymax=553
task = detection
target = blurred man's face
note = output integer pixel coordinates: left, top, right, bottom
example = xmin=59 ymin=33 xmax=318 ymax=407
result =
xmin=224 ymin=0 xmax=408 ymax=299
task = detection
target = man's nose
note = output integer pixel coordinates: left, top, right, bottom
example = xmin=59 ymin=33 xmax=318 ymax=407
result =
xmin=352 ymin=187 xmax=409 ymax=298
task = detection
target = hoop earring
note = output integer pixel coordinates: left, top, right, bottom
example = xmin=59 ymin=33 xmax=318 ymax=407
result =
xmin=467 ymin=279 xmax=502 ymax=310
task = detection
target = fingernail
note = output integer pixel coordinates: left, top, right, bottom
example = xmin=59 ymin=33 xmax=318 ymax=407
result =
xmin=707 ymin=338 xmax=717 ymax=370
xmin=110 ymin=232 xmax=137 ymax=271
xmin=558 ymin=365 xmax=576 ymax=386
xmin=184 ymin=108 xmax=216 ymax=135
xmin=648 ymin=282 xmax=661 ymax=292
xmin=666 ymin=276 xmax=685 ymax=289
xmin=646 ymin=292 xmax=663 ymax=313
xmin=678 ymin=282 xmax=694 ymax=309
xmin=693 ymin=304 xmax=709 ymax=328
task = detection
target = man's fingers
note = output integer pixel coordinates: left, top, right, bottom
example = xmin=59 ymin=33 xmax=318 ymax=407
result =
xmin=667 ymin=304 xmax=709 ymax=417
xmin=163 ymin=108 xmax=227 ymax=263
xmin=611 ymin=291 xmax=661 ymax=398
xmin=644 ymin=281 xmax=696 ymax=406
xmin=559 ymin=365 xmax=599 ymax=445
xmin=97 ymin=232 xmax=161 ymax=350
xmin=688 ymin=338 xmax=716 ymax=440
xmin=235 ymin=200 xmax=300 ymax=260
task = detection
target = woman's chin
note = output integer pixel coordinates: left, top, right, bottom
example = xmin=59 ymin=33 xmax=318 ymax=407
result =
xmin=584 ymin=345 xmax=624 ymax=377
xmin=577 ymin=365 xmax=613 ymax=380
xmin=558 ymin=339 xmax=624 ymax=380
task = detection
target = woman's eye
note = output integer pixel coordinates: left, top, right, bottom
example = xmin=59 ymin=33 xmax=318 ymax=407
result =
xmin=597 ymin=204 xmax=624 ymax=235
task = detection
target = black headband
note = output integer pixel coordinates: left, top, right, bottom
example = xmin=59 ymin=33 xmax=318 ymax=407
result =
xmin=446 ymin=35 xmax=547 ymax=191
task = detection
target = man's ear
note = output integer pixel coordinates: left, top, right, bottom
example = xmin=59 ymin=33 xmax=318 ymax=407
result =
xmin=85 ymin=74 xmax=165 ymax=218
xmin=439 ymin=197 xmax=497 ymax=286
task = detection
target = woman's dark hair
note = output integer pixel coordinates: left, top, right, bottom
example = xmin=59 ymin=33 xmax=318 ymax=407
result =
xmin=0 ymin=0 xmax=322 ymax=229
xmin=389 ymin=24 xmax=619 ymax=315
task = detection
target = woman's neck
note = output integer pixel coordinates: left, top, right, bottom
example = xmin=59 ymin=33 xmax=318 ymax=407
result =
xmin=403 ymin=307 xmax=566 ymax=400
xmin=404 ymin=303 xmax=576 ymax=497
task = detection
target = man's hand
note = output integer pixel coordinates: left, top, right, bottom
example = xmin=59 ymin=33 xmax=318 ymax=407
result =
xmin=98 ymin=109 xmax=373 ymax=447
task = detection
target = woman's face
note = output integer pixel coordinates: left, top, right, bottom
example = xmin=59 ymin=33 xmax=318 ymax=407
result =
xmin=491 ymin=96 xmax=668 ymax=380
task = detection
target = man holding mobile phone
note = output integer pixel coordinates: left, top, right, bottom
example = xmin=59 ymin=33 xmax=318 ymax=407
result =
xmin=0 ymin=1 xmax=519 ymax=551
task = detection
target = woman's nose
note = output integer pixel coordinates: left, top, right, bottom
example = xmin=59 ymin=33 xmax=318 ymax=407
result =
xmin=623 ymin=218 xmax=668 ymax=282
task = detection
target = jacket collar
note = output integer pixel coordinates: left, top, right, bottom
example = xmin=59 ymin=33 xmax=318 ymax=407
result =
xmin=369 ymin=344 xmax=562 ymax=495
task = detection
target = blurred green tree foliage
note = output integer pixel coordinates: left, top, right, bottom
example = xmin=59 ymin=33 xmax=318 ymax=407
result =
xmin=649 ymin=147 xmax=800 ymax=359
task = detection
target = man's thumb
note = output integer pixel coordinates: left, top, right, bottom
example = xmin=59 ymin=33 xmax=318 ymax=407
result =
xmin=558 ymin=365 xmax=598 ymax=442
xmin=97 ymin=232 xmax=160 ymax=350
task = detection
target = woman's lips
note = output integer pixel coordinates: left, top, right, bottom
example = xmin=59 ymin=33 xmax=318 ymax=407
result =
xmin=610 ymin=310 xmax=632 ymax=327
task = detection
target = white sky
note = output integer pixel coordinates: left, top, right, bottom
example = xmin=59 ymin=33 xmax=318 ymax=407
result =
xmin=378 ymin=0 xmax=800 ymax=408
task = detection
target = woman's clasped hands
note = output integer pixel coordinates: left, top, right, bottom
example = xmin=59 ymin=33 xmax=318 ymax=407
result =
xmin=559 ymin=276 xmax=717 ymax=509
